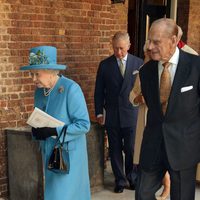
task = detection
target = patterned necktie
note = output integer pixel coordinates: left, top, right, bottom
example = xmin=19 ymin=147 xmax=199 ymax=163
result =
xmin=119 ymin=59 xmax=125 ymax=77
xmin=160 ymin=62 xmax=171 ymax=114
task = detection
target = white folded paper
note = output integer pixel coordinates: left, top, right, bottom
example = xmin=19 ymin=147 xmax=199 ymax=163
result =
xmin=27 ymin=107 xmax=65 ymax=128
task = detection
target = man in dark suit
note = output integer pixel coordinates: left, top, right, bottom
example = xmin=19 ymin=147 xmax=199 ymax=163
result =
xmin=136 ymin=18 xmax=200 ymax=200
xmin=94 ymin=32 xmax=143 ymax=193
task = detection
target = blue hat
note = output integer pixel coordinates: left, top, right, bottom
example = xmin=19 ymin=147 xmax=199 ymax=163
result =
xmin=20 ymin=46 xmax=67 ymax=70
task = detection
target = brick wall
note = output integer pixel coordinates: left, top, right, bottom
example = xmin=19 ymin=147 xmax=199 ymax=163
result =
xmin=177 ymin=0 xmax=200 ymax=54
xmin=187 ymin=0 xmax=200 ymax=53
xmin=0 ymin=0 xmax=128 ymax=198
xmin=1 ymin=0 xmax=199 ymax=198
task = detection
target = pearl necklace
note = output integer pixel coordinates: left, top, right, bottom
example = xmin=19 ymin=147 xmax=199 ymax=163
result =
xmin=43 ymin=87 xmax=55 ymax=96
xmin=43 ymin=75 xmax=59 ymax=96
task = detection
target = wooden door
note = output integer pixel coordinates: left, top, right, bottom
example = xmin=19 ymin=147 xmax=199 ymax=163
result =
xmin=128 ymin=0 xmax=171 ymax=58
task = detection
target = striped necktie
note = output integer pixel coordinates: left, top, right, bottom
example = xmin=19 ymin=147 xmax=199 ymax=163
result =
xmin=160 ymin=62 xmax=171 ymax=114
xmin=119 ymin=59 xmax=125 ymax=77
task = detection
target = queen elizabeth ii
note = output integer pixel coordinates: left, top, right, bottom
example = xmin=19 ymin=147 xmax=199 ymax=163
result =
xmin=21 ymin=46 xmax=91 ymax=200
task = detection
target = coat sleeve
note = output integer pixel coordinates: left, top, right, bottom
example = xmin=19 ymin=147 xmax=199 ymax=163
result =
xmin=94 ymin=62 xmax=105 ymax=116
xmin=57 ymin=83 xmax=90 ymax=142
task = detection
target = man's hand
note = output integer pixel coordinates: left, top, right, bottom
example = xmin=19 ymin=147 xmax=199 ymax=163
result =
xmin=32 ymin=127 xmax=57 ymax=140
xmin=96 ymin=116 xmax=104 ymax=126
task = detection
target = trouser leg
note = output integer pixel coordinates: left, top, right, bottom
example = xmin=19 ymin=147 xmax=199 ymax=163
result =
xmin=135 ymin=167 xmax=166 ymax=200
xmin=122 ymin=126 xmax=138 ymax=185
xmin=169 ymin=165 xmax=197 ymax=200
xmin=107 ymin=127 xmax=127 ymax=187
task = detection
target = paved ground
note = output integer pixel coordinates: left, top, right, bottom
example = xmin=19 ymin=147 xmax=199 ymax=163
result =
xmin=92 ymin=161 xmax=200 ymax=200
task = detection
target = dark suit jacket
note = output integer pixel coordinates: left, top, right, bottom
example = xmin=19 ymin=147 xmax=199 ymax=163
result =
xmin=94 ymin=53 xmax=143 ymax=128
xmin=139 ymin=50 xmax=200 ymax=170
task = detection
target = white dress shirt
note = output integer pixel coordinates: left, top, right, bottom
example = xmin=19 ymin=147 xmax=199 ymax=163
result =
xmin=158 ymin=47 xmax=180 ymax=86
xmin=117 ymin=54 xmax=128 ymax=71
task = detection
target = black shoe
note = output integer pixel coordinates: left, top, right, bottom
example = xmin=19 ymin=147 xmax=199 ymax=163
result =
xmin=114 ymin=185 xmax=124 ymax=193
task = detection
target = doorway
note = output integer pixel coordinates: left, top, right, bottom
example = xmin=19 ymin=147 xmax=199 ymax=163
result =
xmin=128 ymin=0 xmax=171 ymax=58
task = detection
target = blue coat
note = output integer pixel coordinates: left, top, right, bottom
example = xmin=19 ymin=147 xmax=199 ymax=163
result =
xmin=34 ymin=75 xmax=91 ymax=200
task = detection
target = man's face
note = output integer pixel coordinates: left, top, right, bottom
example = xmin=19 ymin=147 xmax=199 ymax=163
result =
xmin=147 ymin=25 xmax=177 ymax=62
xmin=112 ymin=39 xmax=130 ymax=59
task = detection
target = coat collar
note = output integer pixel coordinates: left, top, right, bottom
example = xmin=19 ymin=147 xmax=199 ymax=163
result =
xmin=165 ymin=50 xmax=191 ymax=116
xmin=147 ymin=51 xmax=191 ymax=117
xmin=148 ymin=61 xmax=162 ymax=112
xmin=120 ymin=54 xmax=135 ymax=93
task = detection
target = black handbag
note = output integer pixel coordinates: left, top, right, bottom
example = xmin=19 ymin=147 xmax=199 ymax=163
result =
xmin=48 ymin=125 xmax=70 ymax=174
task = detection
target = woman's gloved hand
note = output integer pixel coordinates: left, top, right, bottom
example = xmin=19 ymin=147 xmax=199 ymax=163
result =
xmin=32 ymin=127 xmax=57 ymax=140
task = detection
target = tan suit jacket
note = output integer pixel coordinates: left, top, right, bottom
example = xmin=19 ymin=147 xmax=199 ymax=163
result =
xmin=129 ymin=73 xmax=147 ymax=164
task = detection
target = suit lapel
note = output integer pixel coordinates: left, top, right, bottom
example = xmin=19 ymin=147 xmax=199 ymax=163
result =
xmin=120 ymin=55 xmax=132 ymax=93
xmin=148 ymin=61 xmax=161 ymax=111
xmin=166 ymin=51 xmax=191 ymax=115
xmin=120 ymin=54 xmax=142 ymax=94
xmin=110 ymin=55 xmax=123 ymax=82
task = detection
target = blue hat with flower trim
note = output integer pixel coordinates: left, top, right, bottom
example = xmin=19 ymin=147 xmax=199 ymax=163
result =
xmin=20 ymin=46 xmax=67 ymax=70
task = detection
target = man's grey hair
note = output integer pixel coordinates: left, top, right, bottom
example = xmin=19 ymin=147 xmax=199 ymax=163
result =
xmin=112 ymin=31 xmax=130 ymax=44
xmin=150 ymin=18 xmax=178 ymax=38
xmin=177 ymin=25 xmax=183 ymax=41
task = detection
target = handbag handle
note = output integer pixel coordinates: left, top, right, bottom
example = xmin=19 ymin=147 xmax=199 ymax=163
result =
xmin=54 ymin=125 xmax=68 ymax=148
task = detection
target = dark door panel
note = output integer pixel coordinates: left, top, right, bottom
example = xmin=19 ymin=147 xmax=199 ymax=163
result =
xmin=128 ymin=0 xmax=171 ymax=58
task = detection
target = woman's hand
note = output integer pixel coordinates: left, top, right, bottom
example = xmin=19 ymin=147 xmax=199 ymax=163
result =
xmin=32 ymin=127 xmax=57 ymax=140
xmin=134 ymin=94 xmax=145 ymax=105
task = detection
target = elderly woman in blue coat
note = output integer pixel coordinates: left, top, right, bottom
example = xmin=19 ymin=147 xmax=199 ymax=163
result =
xmin=20 ymin=46 xmax=91 ymax=200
